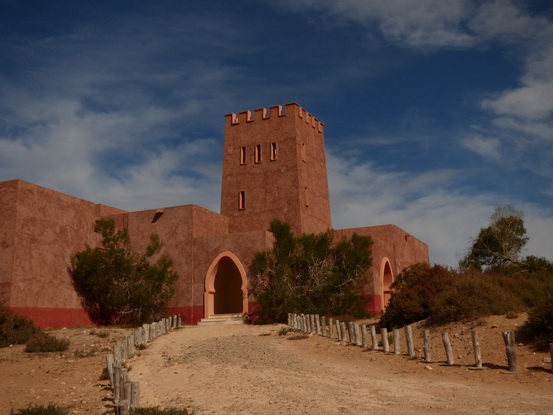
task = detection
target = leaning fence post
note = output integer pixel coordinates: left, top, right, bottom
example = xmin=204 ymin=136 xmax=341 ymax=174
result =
xmin=341 ymin=322 xmax=347 ymax=342
xmin=471 ymin=329 xmax=483 ymax=368
xmin=393 ymin=328 xmax=401 ymax=355
xmin=502 ymin=331 xmax=517 ymax=372
xmin=328 ymin=318 xmax=334 ymax=338
xmin=423 ymin=329 xmax=431 ymax=363
xmin=321 ymin=316 xmax=327 ymax=336
xmin=362 ymin=325 xmax=368 ymax=348
xmin=370 ymin=325 xmax=378 ymax=350
xmin=405 ymin=325 xmax=415 ymax=358
xmin=381 ymin=328 xmax=389 ymax=353
xmin=442 ymin=332 xmax=454 ymax=365
xmin=336 ymin=319 xmax=343 ymax=340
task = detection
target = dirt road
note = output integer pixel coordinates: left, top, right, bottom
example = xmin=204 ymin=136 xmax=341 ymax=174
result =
xmin=2 ymin=314 xmax=552 ymax=414
xmin=131 ymin=321 xmax=553 ymax=415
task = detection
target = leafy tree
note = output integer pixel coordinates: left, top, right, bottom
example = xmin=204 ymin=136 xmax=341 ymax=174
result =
xmin=71 ymin=219 xmax=178 ymax=326
xmin=249 ymin=220 xmax=373 ymax=323
xmin=460 ymin=205 xmax=529 ymax=271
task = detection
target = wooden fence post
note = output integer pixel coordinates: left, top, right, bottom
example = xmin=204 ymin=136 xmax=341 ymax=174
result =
xmin=502 ymin=331 xmax=517 ymax=372
xmin=370 ymin=325 xmax=378 ymax=350
xmin=336 ymin=320 xmax=342 ymax=341
xmin=113 ymin=363 xmax=122 ymax=403
xmin=393 ymin=328 xmax=401 ymax=355
xmin=355 ymin=324 xmax=363 ymax=347
xmin=106 ymin=354 xmax=115 ymax=387
xmin=362 ymin=325 xmax=368 ymax=348
xmin=423 ymin=329 xmax=431 ymax=363
xmin=315 ymin=314 xmax=321 ymax=335
xmin=321 ymin=316 xmax=327 ymax=337
xmin=348 ymin=322 xmax=356 ymax=345
xmin=471 ymin=329 xmax=482 ymax=368
xmin=341 ymin=322 xmax=347 ymax=342
xmin=381 ymin=328 xmax=389 ymax=353
xmin=442 ymin=332 xmax=454 ymax=365
xmin=328 ymin=318 xmax=334 ymax=338
xmin=405 ymin=325 xmax=415 ymax=358
xmin=130 ymin=381 xmax=140 ymax=408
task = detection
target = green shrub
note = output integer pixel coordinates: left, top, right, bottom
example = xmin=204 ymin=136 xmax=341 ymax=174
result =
xmin=25 ymin=332 xmax=70 ymax=353
xmin=249 ymin=220 xmax=372 ymax=323
xmin=429 ymin=271 xmax=523 ymax=324
xmin=10 ymin=404 xmax=68 ymax=415
xmin=131 ymin=408 xmax=190 ymax=415
xmin=380 ymin=264 xmax=529 ymax=328
xmin=524 ymin=297 xmax=553 ymax=351
xmin=380 ymin=264 xmax=454 ymax=328
xmin=71 ymin=219 xmax=179 ymax=326
xmin=0 ymin=305 xmax=40 ymax=348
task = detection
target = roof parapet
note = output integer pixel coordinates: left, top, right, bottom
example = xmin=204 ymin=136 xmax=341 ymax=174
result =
xmin=225 ymin=103 xmax=324 ymax=132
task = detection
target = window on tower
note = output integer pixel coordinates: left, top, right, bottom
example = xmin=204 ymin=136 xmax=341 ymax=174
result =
xmin=270 ymin=142 xmax=277 ymax=161
xmin=239 ymin=191 xmax=246 ymax=210
xmin=240 ymin=146 xmax=247 ymax=165
xmin=301 ymin=142 xmax=306 ymax=162
xmin=255 ymin=144 xmax=261 ymax=164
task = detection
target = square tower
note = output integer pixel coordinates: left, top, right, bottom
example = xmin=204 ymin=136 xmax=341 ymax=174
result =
xmin=221 ymin=103 xmax=332 ymax=235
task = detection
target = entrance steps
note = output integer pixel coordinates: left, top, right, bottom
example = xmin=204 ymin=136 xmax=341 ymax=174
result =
xmin=197 ymin=313 xmax=245 ymax=326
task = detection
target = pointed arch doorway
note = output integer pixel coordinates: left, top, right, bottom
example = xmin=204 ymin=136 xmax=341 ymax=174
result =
xmin=380 ymin=258 xmax=394 ymax=309
xmin=204 ymin=251 xmax=248 ymax=318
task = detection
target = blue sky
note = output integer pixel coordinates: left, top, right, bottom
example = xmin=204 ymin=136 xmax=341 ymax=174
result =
xmin=1 ymin=0 xmax=552 ymax=266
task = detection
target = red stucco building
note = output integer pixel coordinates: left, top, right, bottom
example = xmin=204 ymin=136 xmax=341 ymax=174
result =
xmin=0 ymin=103 xmax=429 ymax=327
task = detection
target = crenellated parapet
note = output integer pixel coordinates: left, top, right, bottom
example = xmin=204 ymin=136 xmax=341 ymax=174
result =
xmin=225 ymin=102 xmax=324 ymax=133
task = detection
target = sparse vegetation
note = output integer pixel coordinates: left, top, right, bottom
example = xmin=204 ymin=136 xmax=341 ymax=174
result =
xmin=10 ymin=404 xmax=68 ymax=415
xmin=71 ymin=219 xmax=179 ymax=326
xmin=249 ymin=220 xmax=372 ymax=323
xmin=0 ymin=305 xmax=40 ymax=348
xmin=89 ymin=329 xmax=110 ymax=338
xmin=25 ymin=332 xmax=70 ymax=353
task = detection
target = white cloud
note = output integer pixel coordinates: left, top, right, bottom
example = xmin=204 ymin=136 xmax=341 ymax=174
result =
xmin=462 ymin=135 xmax=501 ymax=161
xmin=276 ymin=0 xmax=478 ymax=49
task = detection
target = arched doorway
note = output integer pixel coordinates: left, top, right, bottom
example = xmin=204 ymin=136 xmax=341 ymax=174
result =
xmin=381 ymin=258 xmax=394 ymax=309
xmin=204 ymin=251 xmax=248 ymax=318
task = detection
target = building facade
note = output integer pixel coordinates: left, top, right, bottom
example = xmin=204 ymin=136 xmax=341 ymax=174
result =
xmin=0 ymin=103 xmax=429 ymax=327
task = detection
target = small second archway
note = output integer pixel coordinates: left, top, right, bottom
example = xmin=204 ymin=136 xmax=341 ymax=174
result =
xmin=381 ymin=258 xmax=394 ymax=309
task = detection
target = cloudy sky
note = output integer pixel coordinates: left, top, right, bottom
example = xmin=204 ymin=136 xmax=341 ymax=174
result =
xmin=1 ymin=0 xmax=552 ymax=266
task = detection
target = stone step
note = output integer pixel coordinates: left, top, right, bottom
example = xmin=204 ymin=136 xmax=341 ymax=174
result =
xmin=197 ymin=314 xmax=245 ymax=326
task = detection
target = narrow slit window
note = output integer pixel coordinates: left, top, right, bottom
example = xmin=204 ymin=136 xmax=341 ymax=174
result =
xmin=239 ymin=191 xmax=246 ymax=210
xmin=304 ymin=187 xmax=309 ymax=207
xmin=240 ymin=146 xmax=247 ymax=165
xmin=270 ymin=142 xmax=277 ymax=161
xmin=254 ymin=144 xmax=261 ymax=164
xmin=301 ymin=142 xmax=306 ymax=162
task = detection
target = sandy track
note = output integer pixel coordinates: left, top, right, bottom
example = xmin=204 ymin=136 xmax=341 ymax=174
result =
xmin=131 ymin=323 xmax=553 ymax=415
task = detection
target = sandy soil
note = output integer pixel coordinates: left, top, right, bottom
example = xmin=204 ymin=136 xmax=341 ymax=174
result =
xmin=1 ymin=314 xmax=552 ymax=414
